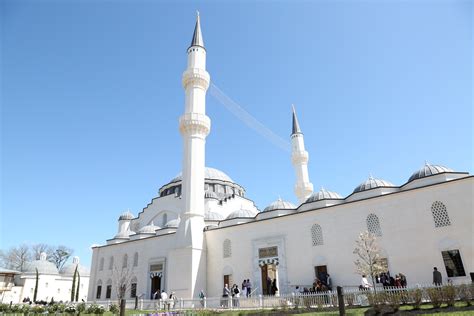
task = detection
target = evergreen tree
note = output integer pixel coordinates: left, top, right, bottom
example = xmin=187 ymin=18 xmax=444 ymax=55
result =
xmin=33 ymin=268 xmax=39 ymax=302
xmin=75 ymin=271 xmax=80 ymax=302
xmin=71 ymin=265 xmax=78 ymax=301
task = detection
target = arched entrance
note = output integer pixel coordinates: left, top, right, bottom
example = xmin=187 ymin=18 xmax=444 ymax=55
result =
xmin=260 ymin=263 xmax=278 ymax=295
xmin=150 ymin=274 xmax=161 ymax=299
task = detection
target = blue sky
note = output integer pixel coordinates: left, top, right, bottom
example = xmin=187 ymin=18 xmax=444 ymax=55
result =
xmin=1 ymin=0 xmax=472 ymax=267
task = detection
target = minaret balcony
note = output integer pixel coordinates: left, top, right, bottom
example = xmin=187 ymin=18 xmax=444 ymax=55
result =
xmin=182 ymin=68 xmax=210 ymax=90
xmin=292 ymin=151 xmax=309 ymax=164
xmin=179 ymin=113 xmax=211 ymax=137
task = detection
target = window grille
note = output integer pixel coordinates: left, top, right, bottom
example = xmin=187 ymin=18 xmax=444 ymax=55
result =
xmin=431 ymin=201 xmax=451 ymax=227
xmin=367 ymin=213 xmax=382 ymax=236
xmin=223 ymin=239 xmax=231 ymax=258
xmin=311 ymin=224 xmax=324 ymax=246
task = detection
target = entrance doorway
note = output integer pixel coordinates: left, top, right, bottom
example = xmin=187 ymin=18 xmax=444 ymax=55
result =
xmin=261 ymin=264 xmax=277 ymax=295
xmin=150 ymin=275 xmax=161 ymax=299
xmin=315 ymin=265 xmax=328 ymax=284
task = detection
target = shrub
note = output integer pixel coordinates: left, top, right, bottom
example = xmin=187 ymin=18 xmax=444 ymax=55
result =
xmin=19 ymin=304 xmax=31 ymax=315
xmin=386 ymin=292 xmax=400 ymax=312
xmin=367 ymin=292 xmax=385 ymax=313
xmin=345 ymin=293 xmax=355 ymax=306
xmin=31 ymin=305 xmax=46 ymax=314
xmin=109 ymin=303 xmax=119 ymax=314
xmin=411 ymin=288 xmax=423 ymax=310
xmin=64 ymin=304 xmax=77 ymax=314
xmin=0 ymin=304 xmax=10 ymax=312
xmin=427 ymin=287 xmax=442 ymax=309
xmin=458 ymin=284 xmax=473 ymax=306
xmin=442 ymin=285 xmax=456 ymax=307
xmin=86 ymin=304 xmax=105 ymax=315
xmin=76 ymin=302 xmax=86 ymax=314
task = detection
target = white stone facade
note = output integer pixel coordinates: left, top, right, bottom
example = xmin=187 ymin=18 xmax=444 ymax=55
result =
xmin=87 ymin=15 xmax=473 ymax=302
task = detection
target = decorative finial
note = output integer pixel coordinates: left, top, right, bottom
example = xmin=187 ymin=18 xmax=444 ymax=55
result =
xmin=196 ymin=10 xmax=200 ymax=17
xmin=320 ymin=186 xmax=325 ymax=191
xmin=368 ymin=173 xmax=374 ymax=180
xmin=424 ymin=160 xmax=429 ymax=166
xmin=150 ymin=220 xmax=154 ymax=226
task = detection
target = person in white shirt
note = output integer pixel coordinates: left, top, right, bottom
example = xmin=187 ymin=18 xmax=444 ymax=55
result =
xmin=160 ymin=290 xmax=169 ymax=310
xmin=361 ymin=275 xmax=372 ymax=290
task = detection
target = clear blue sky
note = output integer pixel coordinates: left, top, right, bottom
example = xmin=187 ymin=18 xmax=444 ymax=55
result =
xmin=1 ymin=0 xmax=472 ymax=267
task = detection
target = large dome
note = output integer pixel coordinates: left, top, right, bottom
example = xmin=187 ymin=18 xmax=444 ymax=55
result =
xmin=408 ymin=163 xmax=454 ymax=182
xmin=306 ymin=188 xmax=343 ymax=202
xmin=353 ymin=176 xmax=395 ymax=193
xmin=205 ymin=211 xmax=224 ymax=221
xmin=60 ymin=257 xmax=90 ymax=276
xmin=138 ymin=222 xmax=160 ymax=234
xmin=227 ymin=208 xmax=257 ymax=220
xmin=171 ymin=167 xmax=234 ymax=183
xmin=263 ymin=198 xmax=296 ymax=212
xmin=23 ymin=253 xmax=58 ymax=275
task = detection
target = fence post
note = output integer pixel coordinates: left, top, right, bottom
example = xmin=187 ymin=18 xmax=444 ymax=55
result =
xmin=204 ymin=297 xmax=207 ymax=309
xmin=139 ymin=298 xmax=143 ymax=310
xmin=259 ymin=294 xmax=263 ymax=308
xmin=229 ymin=295 xmax=233 ymax=309
xmin=337 ymin=286 xmax=345 ymax=316
xmin=180 ymin=298 xmax=184 ymax=309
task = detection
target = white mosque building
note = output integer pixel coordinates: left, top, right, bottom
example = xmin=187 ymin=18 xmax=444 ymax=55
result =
xmin=87 ymin=14 xmax=473 ymax=301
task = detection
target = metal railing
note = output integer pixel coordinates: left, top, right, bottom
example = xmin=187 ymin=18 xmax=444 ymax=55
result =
xmin=89 ymin=283 xmax=473 ymax=312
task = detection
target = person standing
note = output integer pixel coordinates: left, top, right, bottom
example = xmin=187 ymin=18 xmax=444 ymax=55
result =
xmin=199 ymin=290 xmax=206 ymax=308
xmin=222 ymin=284 xmax=230 ymax=308
xmin=326 ymin=274 xmax=333 ymax=291
xmin=433 ymin=267 xmax=442 ymax=286
xmin=160 ymin=290 xmax=168 ymax=310
xmin=246 ymin=279 xmax=252 ymax=297
xmin=241 ymin=280 xmax=247 ymax=298
xmin=232 ymin=284 xmax=240 ymax=307
xmin=271 ymin=279 xmax=278 ymax=295
xmin=266 ymin=277 xmax=272 ymax=295
xmin=361 ymin=275 xmax=372 ymax=290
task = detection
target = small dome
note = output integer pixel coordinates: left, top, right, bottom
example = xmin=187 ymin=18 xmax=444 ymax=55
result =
xmin=118 ymin=211 xmax=134 ymax=221
xmin=263 ymin=198 xmax=296 ymax=212
xmin=408 ymin=163 xmax=454 ymax=182
xmin=205 ymin=211 xmax=224 ymax=221
xmin=353 ymin=176 xmax=395 ymax=193
xmin=306 ymin=188 xmax=343 ymax=202
xmin=23 ymin=253 xmax=59 ymax=275
xmin=204 ymin=191 xmax=219 ymax=199
xmin=226 ymin=208 xmax=257 ymax=220
xmin=60 ymin=257 xmax=90 ymax=276
xmin=165 ymin=218 xmax=181 ymax=228
xmin=138 ymin=222 xmax=160 ymax=234
xmin=171 ymin=167 xmax=234 ymax=183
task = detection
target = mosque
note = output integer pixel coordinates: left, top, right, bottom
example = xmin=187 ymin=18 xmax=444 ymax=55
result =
xmin=87 ymin=14 xmax=473 ymax=301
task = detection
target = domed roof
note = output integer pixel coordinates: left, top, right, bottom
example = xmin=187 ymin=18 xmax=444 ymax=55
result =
xmin=263 ymin=198 xmax=296 ymax=212
xmin=204 ymin=191 xmax=219 ymax=199
xmin=353 ymin=176 xmax=395 ymax=193
xmin=306 ymin=188 xmax=343 ymax=202
xmin=226 ymin=208 xmax=257 ymax=220
xmin=138 ymin=222 xmax=160 ymax=234
xmin=118 ymin=211 xmax=134 ymax=221
xmin=408 ymin=163 xmax=454 ymax=182
xmin=60 ymin=257 xmax=90 ymax=276
xmin=205 ymin=211 xmax=224 ymax=221
xmin=171 ymin=167 xmax=234 ymax=183
xmin=165 ymin=217 xmax=181 ymax=228
xmin=23 ymin=253 xmax=59 ymax=275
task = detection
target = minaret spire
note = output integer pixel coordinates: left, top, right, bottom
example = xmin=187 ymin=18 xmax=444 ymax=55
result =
xmin=190 ymin=11 xmax=204 ymax=49
xmin=290 ymin=105 xmax=313 ymax=204
xmin=291 ymin=104 xmax=302 ymax=135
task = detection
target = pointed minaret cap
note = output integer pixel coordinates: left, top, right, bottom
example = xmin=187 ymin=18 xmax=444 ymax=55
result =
xmin=291 ymin=104 xmax=302 ymax=135
xmin=189 ymin=11 xmax=205 ymax=49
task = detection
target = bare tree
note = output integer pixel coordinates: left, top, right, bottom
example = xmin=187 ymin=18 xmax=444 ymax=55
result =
xmin=49 ymin=245 xmax=73 ymax=270
xmin=112 ymin=265 xmax=133 ymax=300
xmin=0 ymin=244 xmax=31 ymax=271
xmin=353 ymin=231 xmax=386 ymax=293
xmin=31 ymin=243 xmax=54 ymax=260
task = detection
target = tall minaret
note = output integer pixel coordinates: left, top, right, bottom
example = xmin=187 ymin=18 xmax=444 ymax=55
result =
xmin=291 ymin=105 xmax=313 ymax=203
xmin=169 ymin=12 xmax=210 ymax=298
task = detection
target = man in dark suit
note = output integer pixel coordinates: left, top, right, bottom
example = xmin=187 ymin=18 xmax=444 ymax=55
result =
xmin=433 ymin=267 xmax=442 ymax=286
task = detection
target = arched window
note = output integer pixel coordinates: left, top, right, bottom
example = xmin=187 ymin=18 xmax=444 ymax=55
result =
xmin=130 ymin=277 xmax=137 ymax=298
xmin=96 ymin=280 xmax=102 ymax=300
xmin=133 ymin=252 xmax=139 ymax=267
xmin=99 ymin=257 xmax=104 ymax=271
xmin=311 ymin=224 xmax=324 ymax=246
xmin=367 ymin=213 xmax=382 ymax=236
xmin=105 ymin=279 xmax=112 ymax=299
xmin=431 ymin=201 xmax=451 ymax=227
xmin=109 ymin=256 xmax=114 ymax=270
xmin=223 ymin=239 xmax=231 ymax=258
xmin=162 ymin=213 xmax=168 ymax=227
xmin=122 ymin=254 xmax=128 ymax=268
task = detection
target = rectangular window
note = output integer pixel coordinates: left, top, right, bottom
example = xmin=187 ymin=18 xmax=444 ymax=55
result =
xmin=223 ymin=274 xmax=233 ymax=288
xmin=150 ymin=264 xmax=163 ymax=271
xmin=314 ymin=265 xmax=328 ymax=283
xmin=106 ymin=285 xmax=112 ymax=299
xmin=130 ymin=283 xmax=137 ymax=298
xmin=96 ymin=286 xmax=102 ymax=299
xmin=442 ymin=249 xmax=466 ymax=277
